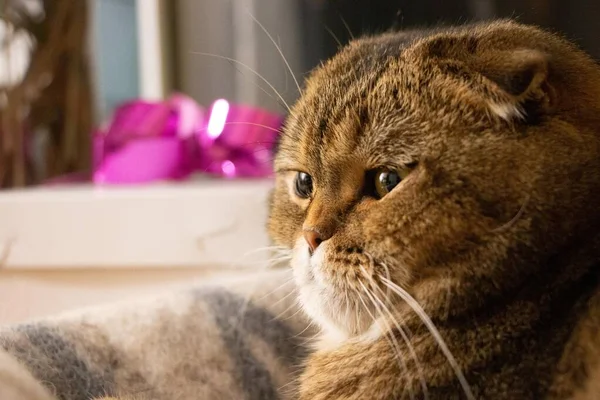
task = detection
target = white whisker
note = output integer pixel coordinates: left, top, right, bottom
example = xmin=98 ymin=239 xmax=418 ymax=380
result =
xmin=190 ymin=51 xmax=292 ymax=112
xmin=359 ymin=267 xmax=429 ymax=398
xmin=291 ymin=320 xmax=317 ymax=339
xmin=225 ymin=61 xmax=283 ymax=105
xmin=380 ymin=261 xmax=393 ymax=299
xmin=269 ymin=285 xmax=299 ymax=309
xmin=339 ymin=15 xmax=355 ymax=40
xmin=299 ymin=330 xmax=323 ymax=347
xmin=201 ymin=121 xmax=283 ymax=136
xmin=255 ymin=276 xmax=295 ymax=303
xmin=275 ymin=299 xmax=304 ymax=322
xmin=357 ymin=282 xmax=414 ymax=400
xmin=230 ymin=245 xmax=292 ymax=329
xmin=324 ymin=26 xmax=343 ymax=48
xmin=381 ymin=277 xmax=475 ymax=400
xmin=241 ymin=245 xmax=290 ymax=257
xmin=246 ymin=11 xmax=303 ymax=95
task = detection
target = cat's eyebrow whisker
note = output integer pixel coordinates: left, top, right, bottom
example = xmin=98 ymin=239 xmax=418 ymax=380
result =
xmin=492 ymin=194 xmax=530 ymax=233
xmin=380 ymin=277 xmax=475 ymax=400
xmin=360 ymin=266 xmax=429 ymax=398
xmin=339 ymin=15 xmax=355 ymax=40
xmin=190 ymin=51 xmax=292 ymax=112
xmin=196 ymin=121 xmax=284 ymax=136
xmin=357 ymin=280 xmax=415 ymax=400
xmin=246 ymin=11 xmax=303 ymax=96
xmin=324 ymin=25 xmax=343 ymax=48
xmin=225 ymin=60 xmax=284 ymax=106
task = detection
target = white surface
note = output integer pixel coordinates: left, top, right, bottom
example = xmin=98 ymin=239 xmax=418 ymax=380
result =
xmin=0 ymin=268 xmax=227 ymax=324
xmin=0 ymin=179 xmax=274 ymax=269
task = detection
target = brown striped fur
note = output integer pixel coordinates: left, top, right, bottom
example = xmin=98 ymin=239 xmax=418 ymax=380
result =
xmin=268 ymin=20 xmax=600 ymax=399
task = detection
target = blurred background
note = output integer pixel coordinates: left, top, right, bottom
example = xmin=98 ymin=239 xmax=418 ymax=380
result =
xmin=0 ymin=0 xmax=598 ymax=323
xmin=2 ymin=0 xmax=600 ymax=188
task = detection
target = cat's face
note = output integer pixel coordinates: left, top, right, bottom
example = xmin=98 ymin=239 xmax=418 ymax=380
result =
xmin=268 ymin=21 xmax=600 ymax=338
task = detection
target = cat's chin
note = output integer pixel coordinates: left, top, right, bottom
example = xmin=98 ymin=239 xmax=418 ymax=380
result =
xmin=291 ymin=238 xmax=375 ymax=345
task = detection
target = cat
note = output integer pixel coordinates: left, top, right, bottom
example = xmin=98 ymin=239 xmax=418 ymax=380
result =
xmin=267 ymin=19 xmax=600 ymax=399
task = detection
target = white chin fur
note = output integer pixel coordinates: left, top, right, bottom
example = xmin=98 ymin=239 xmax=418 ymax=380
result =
xmin=292 ymin=238 xmax=376 ymax=348
xmin=292 ymin=239 xmax=348 ymax=341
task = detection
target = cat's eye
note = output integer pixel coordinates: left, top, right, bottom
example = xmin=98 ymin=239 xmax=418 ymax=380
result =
xmin=370 ymin=167 xmax=412 ymax=199
xmin=375 ymin=169 xmax=401 ymax=198
xmin=294 ymin=172 xmax=313 ymax=199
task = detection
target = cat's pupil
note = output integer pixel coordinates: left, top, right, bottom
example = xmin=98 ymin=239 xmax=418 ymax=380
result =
xmin=376 ymin=170 xmax=401 ymax=198
xmin=294 ymin=172 xmax=313 ymax=198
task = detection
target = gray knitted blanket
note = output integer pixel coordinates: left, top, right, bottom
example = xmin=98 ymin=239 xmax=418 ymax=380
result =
xmin=0 ymin=269 xmax=313 ymax=400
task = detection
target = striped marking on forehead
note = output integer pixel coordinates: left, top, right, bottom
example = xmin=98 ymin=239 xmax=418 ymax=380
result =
xmin=296 ymin=65 xmax=391 ymax=175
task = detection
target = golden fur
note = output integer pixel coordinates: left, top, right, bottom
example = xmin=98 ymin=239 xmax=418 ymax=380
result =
xmin=268 ymin=20 xmax=600 ymax=399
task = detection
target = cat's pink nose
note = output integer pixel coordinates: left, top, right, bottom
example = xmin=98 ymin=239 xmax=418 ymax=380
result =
xmin=304 ymin=230 xmax=323 ymax=252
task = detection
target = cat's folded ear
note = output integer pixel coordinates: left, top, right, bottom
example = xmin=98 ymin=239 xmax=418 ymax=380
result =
xmin=420 ymin=35 xmax=557 ymax=123
xmin=470 ymin=48 xmax=557 ymax=122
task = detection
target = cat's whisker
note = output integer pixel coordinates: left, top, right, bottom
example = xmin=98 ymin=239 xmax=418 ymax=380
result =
xmin=269 ymin=285 xmax=299 ymax=309
xmin=254 ymin=276 xmax=296 ymax=303
xmin=492 ymin=194 xmax=530 ymax=233
xmin=324 ymin=25 xmax=343 ymax=48
xmin=380 ymin=261 xmax=393 ymax=300
xmin=357 ymin=280 xmax=415 ymax=400
xmin=339 ymin=15 xmax=355 ymax=40
xmin=274 ymin=298 xmax=304 ymax=322
xmin=239 ymin=245 xmax=289 ymax=258
xmin=225 ymin=60 xmax=283 ymax=105
xmin=246 ymin=11 xmax=303 ymax=96
xmin=380 ymin=277 xmax=475 ymax=400
xmin=444 ymin=277 xmax=453 ymax=320
xmin=298 ymin=329 xmax=324 ymax=347
xmin=233 ymin=255 xmax=291 ymax=267
xmin=359 ymin=267 xmax=429 ymax=398
xmin=291 ymin=320 xmax=317 ymax=339
xmin=230 ymin=246 xmax=292 ymax=329
xmin=190 ymin=51 xmax=292 ymax=112
xmin=196 ymin=121 xmax=284 ymax=136
xmin=277 ymin=372 xmax=304 ymax=394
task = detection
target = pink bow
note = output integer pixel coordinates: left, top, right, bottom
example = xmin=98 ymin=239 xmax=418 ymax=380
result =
xmin=92 ymin=94 xmax=283 ymax=184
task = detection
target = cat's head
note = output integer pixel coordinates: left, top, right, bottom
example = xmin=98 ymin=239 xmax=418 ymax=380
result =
xmin=268 ymin=20 xmax=600 ymax=339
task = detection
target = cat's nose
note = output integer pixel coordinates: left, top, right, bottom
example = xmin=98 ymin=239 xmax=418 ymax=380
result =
xmin=304 ymin=230 xmax=323 ymax=252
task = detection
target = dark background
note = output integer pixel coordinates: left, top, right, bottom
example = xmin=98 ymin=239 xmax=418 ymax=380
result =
xmin=300 ymin=0 xmax=600 ymax=75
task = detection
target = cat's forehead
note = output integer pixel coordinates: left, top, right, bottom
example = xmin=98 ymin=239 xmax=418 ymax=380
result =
xmin=276 ymin=37 xmax=428 ymax=174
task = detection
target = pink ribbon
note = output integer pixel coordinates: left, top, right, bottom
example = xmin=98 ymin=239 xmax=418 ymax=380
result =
xmin=92 ymin=94 xmax=283 ymax=184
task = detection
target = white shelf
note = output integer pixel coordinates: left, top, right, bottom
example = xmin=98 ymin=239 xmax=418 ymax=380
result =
xmin=0 ymin=179 xmax=274 ymax=269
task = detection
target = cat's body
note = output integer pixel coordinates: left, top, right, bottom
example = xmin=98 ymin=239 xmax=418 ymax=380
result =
xmin=268 ymin=20 xmax=600 ymax=399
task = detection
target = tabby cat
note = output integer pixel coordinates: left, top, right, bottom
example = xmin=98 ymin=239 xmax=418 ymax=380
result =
xmin=267 ymin=19 xmax=600 ymax=399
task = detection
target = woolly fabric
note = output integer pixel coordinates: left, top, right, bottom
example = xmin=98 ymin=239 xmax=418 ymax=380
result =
xmin=0 ymin=269 xmax=313 ymax=400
